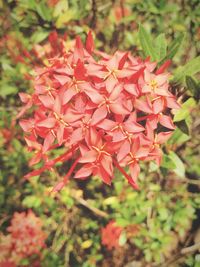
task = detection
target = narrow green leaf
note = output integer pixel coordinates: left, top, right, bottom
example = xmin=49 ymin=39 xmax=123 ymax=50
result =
xmin=160 ymin=33 xmax=184 ymax=64
xmin=167 ymin=33 xmax=184 ymax=59
xmin=173 ymin=56 xmax=200 ymax=83
xmin=138 ymin=25 xmax=157 ymax=61
xmin=155 ymin=33 xmax=167 ymax=61
xmin=169 ymin=151 xmax=185 ymax=178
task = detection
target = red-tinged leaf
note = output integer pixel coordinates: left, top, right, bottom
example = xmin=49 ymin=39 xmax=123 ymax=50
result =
xmin=134 ymin=98 xmax=152 ymax=113
xmin=43 ymin=131 xmax=55 ymax=152
xmin=73 ymin=36 xmax=84 ymax=63
xmin=88 ymin=127 xmax=100 ymax=146
xmin=91 ymin=105 xmax=107 ymax=125
xmin=156 ymin=60 xmax=171 ymax=75
xmin=29 ymin=152 xmax=42 ymax=166
xmin=69 ymin=128 xmax=83 ymax=144
xmin=124 ymin=120 xmax=144 ymax=133
xmin=129 ymin=67 xmax=145 ymax=83
xmin=64 ymin=109 xmax=83 ymax=123
xmin=110 ymin=84 xmax=123 ymax=100
xmin=135 ymin=147 xmax=149 ymax=158
xmin=129 ymin=162 xmax=140 ymax=182
xmin=74 ymin=59 xmax=87 ymax=80
xmin=24 ymin=136 xmax=41 ymax=150
xmin=118 ymin=52 xmax=129 ymax=70
xmin=84 ymin=87 xmax=104 ymax=104
xmin=63 ymin=87 xmax=77 ymax=105
xmin=165 ymin=96 xmax=181 ymax=109
xmin=54 ymin=74 xmax=70 ymax=85
xmin=101 ymin=154 xmax=113 ymax=177
xmin=78 ymin=150 xmax=97 ymax=163
xmin=105 ymin=76 xmax=117 ymax=93
xmin=124 ymin=84 xmax=138 ymax=96
xmin=110 ymin=103 xmax=130 ymax=115
xmin=146 ymin=121 xmax=154 ymax=141
xmin=153 ymin=97 xmax=164 ymax=114
xmin=19 ymin=119 xmax=33 ymax=132
xmin=117 ymin=140 xmax=130 ymax=162
xmin=97 ymin=119 xmax=116 ymax=130
xmin=54 ymin=95 xmax=62 ymax=114
xmin=38 ymin=95 xmax=54 ymax=109
xmin=37 ymin=117 xmax=56 ymax=128
xmin=19 ymin=92 xmax=31 ymax=103
xmin=74 ymin=165 xmax=93 ymax=178
xmin=107 ymin=54 xmax=118 ymax=70
xmin=156 ymin=131 xmax=173 ymax=144
xmin=57 ymin=124 xmax=65 ymax=145
xmin=159 ymin=114 xmax=175 ymax=129
xmin=131 ymin=137 xmax=140 ymax=154
xmin=112 ymin=131 xmax=125 ymax=142
xmin=99 ymin=166 xmax=112 ymax=185
xmin=16 ymin=101 xmax=32 ymax=119
xmin=52 ymin=181 xmax=65 ymax=192
xmin=86 ymin=30 xmax=94 ymax=54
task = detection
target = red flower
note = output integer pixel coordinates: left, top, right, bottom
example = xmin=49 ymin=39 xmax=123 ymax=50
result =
xmin=101 ymin=221 xmax=123 ymax=250
xmin=0 ymin=210 xmax=46 ymax=265
xmin=19 ymin=32 xmax=179 ymax=191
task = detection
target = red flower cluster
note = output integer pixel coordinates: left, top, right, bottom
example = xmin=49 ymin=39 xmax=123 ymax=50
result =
xmin=0 ymin=210 xmax=46 ymax=265
xmin=101 ymin=221 xmax=123 ymax=250
xmin=19 ymin=31 xmax=179 ymax=191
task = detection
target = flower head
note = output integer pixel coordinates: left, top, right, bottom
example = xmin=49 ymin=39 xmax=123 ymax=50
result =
xmin=19 ymin=32 xmax=179 ymax=191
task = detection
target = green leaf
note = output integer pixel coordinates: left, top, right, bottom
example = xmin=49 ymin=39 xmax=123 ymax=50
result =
xmin=173 ymin=98 xmax=196 ymax=122
xmin=186 ymin=76 xmax=200 ymax=101
xmin=55 ymin=9 xmax=77 ymax=28
xmin=175 ymin=120 xmax=189 ymax=135
xmin=166 ymin=33 xmax=184 ymax=59
xmin=155 ymin=33 xmax=167 ymax=61
xmin=0 ymin=84 xmax=18 ymax=98
xmin=22 ymin=195 xmax=42 ymax=208
xmin=173 ymin=56 xmax=200 ymax=84
xmin=138 ymin=25 xmax=157 ymax=61
xmin=168 ymin=151 xmax=185 ymax=178
xmin=31 ymin=30 xmax=49 ymax=43
xmin=119 ymin=231 xmax=127 ymax=246
xmin=161 ymin=154 xmax=176 ymax=169
xmin=36 ymin=2 xmax=52 ymax=21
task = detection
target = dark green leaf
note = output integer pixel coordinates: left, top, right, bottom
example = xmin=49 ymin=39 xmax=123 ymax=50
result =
xmin=175 ymin=120 xmax=189 ymax=135
xmin=186 ymin=76 xmax=200 ymax=101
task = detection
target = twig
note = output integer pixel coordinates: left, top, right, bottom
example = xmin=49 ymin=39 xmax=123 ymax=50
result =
xmin=157 ymin=241 xmax=200 ymax=267
xmin=71 ymin=190 xmax=109 ymax=219
xmin=168 ymin=177 xmax=200 ymax=186
xmin=181 ymin=242 xmax=200 ymax=254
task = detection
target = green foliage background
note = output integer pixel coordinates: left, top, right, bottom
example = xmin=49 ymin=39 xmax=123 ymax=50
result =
xmin=0 ymin=0 xmax=200 ymax=266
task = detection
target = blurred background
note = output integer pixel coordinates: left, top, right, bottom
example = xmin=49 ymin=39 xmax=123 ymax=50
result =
xmin=0 ymin=0 xmax=200 ymax=266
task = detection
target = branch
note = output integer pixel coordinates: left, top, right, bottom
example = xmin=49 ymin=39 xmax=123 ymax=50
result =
xmin=71 ymin=190 xmax=109 ymax=219
xmin=181 ymin=242 xmax=200 ymax=254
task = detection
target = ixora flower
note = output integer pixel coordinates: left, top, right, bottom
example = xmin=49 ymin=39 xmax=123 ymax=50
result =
xmin=101 ymin=221 xmax=123 ymax=250
xmin=19 ymin=31 xmax=180 ymax=191
xmin=0 ymin=210 xmax=46 ymax=265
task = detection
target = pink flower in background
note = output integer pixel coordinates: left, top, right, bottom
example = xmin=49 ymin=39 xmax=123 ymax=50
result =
xmin=0 ymin=210 xmax=46 ymax=266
